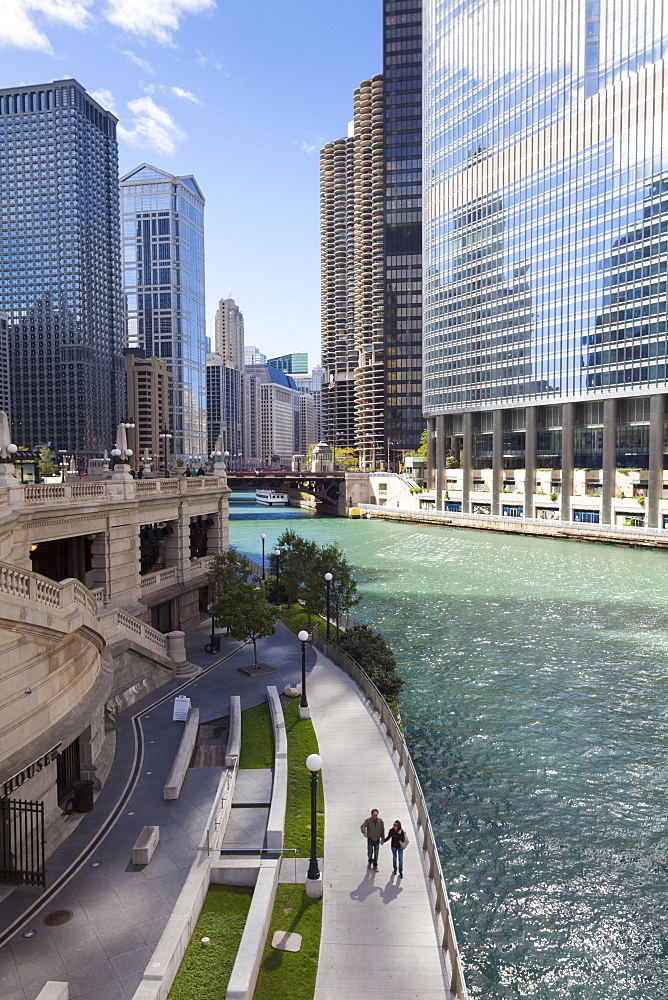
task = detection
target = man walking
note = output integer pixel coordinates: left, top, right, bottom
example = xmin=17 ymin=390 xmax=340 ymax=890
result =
xmin=361 ymin=809 xmax=385 ymax=870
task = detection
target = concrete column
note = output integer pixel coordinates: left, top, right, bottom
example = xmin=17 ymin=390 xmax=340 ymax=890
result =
xmin=524 ymin=406 xmax=537 ymax=520
xmin=601 ymin=398 xmax=617 ymax=526
xmin=648 ymin=393 xmax=664 ymax=530
xmin=560 ymin=402 xmax=575 ymax=522
xmin=426 ymin=417 xmax=436 ymax=490
xmin=491 ymin=410 xmax=503 ymax=516
xmin=462 ymin=412 xmax=473 ymax=514
xmin=90 ymin=532 xmax=109 ymax=602
xmin=435 ymin=415 xmax=445 ymax=511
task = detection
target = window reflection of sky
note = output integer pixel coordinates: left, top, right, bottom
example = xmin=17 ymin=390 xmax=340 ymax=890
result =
xmin=423 ymin=0 xmax=668 ymax=411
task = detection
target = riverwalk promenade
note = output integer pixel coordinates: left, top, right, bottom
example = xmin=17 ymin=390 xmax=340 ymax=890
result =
xmin=309 ymin=649 xmax=455 ymax=999
xmin=0 ymin=620 xmax=461 ymax=1000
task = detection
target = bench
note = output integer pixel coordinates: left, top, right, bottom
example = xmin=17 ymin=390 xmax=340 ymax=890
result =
xmin=133 ymin=825 xmax=159 ymax=865
xmin=164 ymin=707 xmax=200 ymax=799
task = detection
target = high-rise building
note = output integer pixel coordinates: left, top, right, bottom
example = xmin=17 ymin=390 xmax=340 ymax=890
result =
xmin=120 ymin=164 xmax=206 ymax=459
xmin=267 ymin=352 xmax=309 ymax=374
xmin=206 ymin=352 xmax=244 ymax=466
xmin=321 ymin=77 xmax=386 ymax=468
xmin=0 ymin=313 xmax=9 ymax=418
xmin=423 ymin=0 xmax=668 ymax=528
xmin=214 ymin=297 xmax=244 ymax=370
xmin=383 ymin=0 xmax=423 ymax=463
xmin=0 ymin=80 xmax=124 ymax=457
xmin=244 ymin=345 xmax=266 ymax=366
xmin=293 ymin=365 xmax=325 ymax=441
xmin=124 ymin=349 xmax=171 ymax=469
xmin=243 ymin=364 xmax=300 ymax=466
xmin=298 ymin=392 xmax=318 ymax=455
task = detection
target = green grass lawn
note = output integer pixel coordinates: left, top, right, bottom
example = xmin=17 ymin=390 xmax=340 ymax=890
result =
xmin=239 ymin=701 xmax=274 ymax=768
xmin=168 ymin=885 xmax=252 ymax=1000
xmin=278 ymin=604 xmax=344 ymax=642
xmin=283 ymin=699 xmax=324 ymax=858
xmin=252 ymin=884 xmax=322 ymax=1000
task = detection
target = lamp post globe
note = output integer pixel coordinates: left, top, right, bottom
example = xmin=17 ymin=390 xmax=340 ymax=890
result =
xmin=298 ymin=629 xmax=310 ymax=718
xmin=306 ymin=754 xmax=322 ymax=888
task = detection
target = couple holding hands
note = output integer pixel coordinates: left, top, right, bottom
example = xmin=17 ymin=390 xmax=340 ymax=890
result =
xmin=361 ymin=809 xmax=409 ymax=876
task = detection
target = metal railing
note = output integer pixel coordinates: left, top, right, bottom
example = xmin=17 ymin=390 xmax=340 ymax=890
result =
xmin=311 ymin=624 xmax=468 ymax=999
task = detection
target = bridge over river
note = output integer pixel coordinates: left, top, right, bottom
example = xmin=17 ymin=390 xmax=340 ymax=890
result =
xmin=226 ymin=470 xmax=346 ymax=508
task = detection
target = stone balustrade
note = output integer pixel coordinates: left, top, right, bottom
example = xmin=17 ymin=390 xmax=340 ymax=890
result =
xmin=21 ymin=477 xmax=220 ymax=506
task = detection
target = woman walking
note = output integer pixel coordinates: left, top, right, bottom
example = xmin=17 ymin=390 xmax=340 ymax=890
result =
xmin=383 ymin=820 xmax=408 ymax=877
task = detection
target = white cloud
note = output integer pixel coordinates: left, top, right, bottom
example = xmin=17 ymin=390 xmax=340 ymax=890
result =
xmin=121 ymin=48 xmax=154 ymax=74
xmin=170 ymin=86 xmax=200 ymax=104
xmin=90 ymin=87 xmax=117 ymax=111
xmin=0 ymin=0 xmax=92 ymax=54
xmin=117 ymin=96 xmax=185 ymax=155
xmin=195 ymin=49 xmax=225 ymax=71
xmin=104 ymin=0 xmax=215 ymax=45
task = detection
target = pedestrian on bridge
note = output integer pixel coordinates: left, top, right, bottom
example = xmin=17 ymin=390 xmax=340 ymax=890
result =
xmin=383 ymin=819 xmax=408 ymax=877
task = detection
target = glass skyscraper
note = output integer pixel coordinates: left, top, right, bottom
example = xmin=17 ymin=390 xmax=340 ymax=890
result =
xmin=0 ymin=80 xmax=123 ymax=458
xmin=423 ymin=0 xmax=668 ymax=528
xmin=384 ymin=0 xmax=423 ymax=462
xmin=120 ymin=164 xmax=206 ymax=459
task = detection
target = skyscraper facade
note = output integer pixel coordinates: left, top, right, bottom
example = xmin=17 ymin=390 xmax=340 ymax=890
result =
xmin=214 ymin=296 xmax=244 ymax=370
xmin=206 ymin=352 xmax=244 ymax=464
xmin=321 ymin=77 xmax=386 ymax=468
xmin=0 ymin=313 xmax=9 ymax=418
xmin=0 ymin=80 xmax=124 ymax=457
xmin=384 ymin=0 xmax=423 ymax=463
xmin=120 ymin=164 xmax=206 ymax=459
xmin=267 ymin=352 xmax=309 ymax=374
xmin=423 ymin=0 xmax=668 ymax=528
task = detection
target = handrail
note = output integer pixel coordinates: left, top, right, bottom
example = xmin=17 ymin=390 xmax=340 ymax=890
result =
xmin=20 ymin=477 xmax=224 ymax=505
xmin=311 ymin=623 xmax=468 ymax=999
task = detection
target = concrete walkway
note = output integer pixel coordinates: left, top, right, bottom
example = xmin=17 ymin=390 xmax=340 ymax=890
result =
xmin=0 ymin=619 xmax=306 ymax=1000
xmin=309 ymin=650 xmax=451 ymax=1000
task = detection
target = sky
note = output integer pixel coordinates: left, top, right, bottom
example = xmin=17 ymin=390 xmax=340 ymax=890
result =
xmin=0 ymin=0 xmax=381 ymax=366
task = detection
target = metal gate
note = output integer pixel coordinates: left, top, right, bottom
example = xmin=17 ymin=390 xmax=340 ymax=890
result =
xmin=0 ymin=798 xmax=46 ymax=887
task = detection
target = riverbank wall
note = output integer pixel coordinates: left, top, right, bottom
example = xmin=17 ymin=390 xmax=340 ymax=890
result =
xmin=359 ymin=504 xmax=668 ymax=549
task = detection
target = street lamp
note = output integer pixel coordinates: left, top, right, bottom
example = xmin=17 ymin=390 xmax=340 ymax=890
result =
xmin=224 ymin=450 xmax=230 ymax=468
xmin=205 ymin=604 xmax=221 ymax=654
xmin=305 ymin=754 xmax=322 ymax=890
xmin=298 ymin=630 xmax=310 ymax=718
xmin=324 ymin=573 xmax=333 ymax=642
xmin=159 ymin=427 xmax=173 ymax=477
xmin=261 ymin=534 xmax=266 ymax=580
xmin=273 ymin=548 xmax=281 ymax=606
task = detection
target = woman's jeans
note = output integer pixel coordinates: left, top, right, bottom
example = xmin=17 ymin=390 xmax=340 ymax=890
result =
xmin=391 ymin=847 xmax=404 ymax=873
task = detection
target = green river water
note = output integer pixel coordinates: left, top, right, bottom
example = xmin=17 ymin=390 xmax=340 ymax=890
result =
xmin=229 ymin=494 xmax=668 ymax=999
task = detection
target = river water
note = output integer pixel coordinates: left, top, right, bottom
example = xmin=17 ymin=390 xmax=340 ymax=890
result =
xmin=229 ymin=494 xmax=668 ymax=999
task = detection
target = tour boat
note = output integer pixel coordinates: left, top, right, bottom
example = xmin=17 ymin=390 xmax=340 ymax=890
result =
xmin=255 ymin=489 xmax=289 ymax=506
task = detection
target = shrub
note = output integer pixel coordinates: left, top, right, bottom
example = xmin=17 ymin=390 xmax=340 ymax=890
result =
xmin=338 ymin=624 xmax=404 ymax=700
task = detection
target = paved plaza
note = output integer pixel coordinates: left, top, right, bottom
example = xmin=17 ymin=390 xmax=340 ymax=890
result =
xmin=0 ymin=619 xmax=451 ymax=1000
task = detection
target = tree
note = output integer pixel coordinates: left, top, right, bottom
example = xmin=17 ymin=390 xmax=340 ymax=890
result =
xmin=38 ymin=446 xmax=58 ymax=476
xmin=338 ymin=624 xmax=404 ymax=699
xmin=302 ymin=542 xmax=359 ymax=625
xmin=208 ymin=548 xmax=252 ymax=602
xmin=211 ymin=581 xmax=276 ymax=670
xmin=406 ymin=429 xmax=427 ymax=459
xmin=276 ymin=528 xmax=318 ymax=606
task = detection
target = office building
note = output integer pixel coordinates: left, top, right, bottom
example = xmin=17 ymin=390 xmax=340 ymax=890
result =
xmin=121 ymin=164 xmax=207 ymax=460
xmin=0 ymin=313 xmax=9 ymax=418
xmin=244 ymin=345 xmax=266 ymax=366
xmin=423 ymin=0 xmax=668 ymax=529
xmin=244 ymin=363 xmax=299 ymax=466
xmin=383 ymin=0 xmax=423 ymax=463
xmin=298 ymin=392 xmax=319 ymax=455
xmin=0 ymin=80 xmax=124 ymax=457
xmin=293 ymin=364 xmax=325 ymax=441
xmin=124 ymin=349 xmax=171 ymax=470
xmin=206 ymin=352 xmax=244 ymax=466
xmin=214 ymin=296 xmax=244 ymax=370
xmin=267 ymin=352 xmax=309 ymax=374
